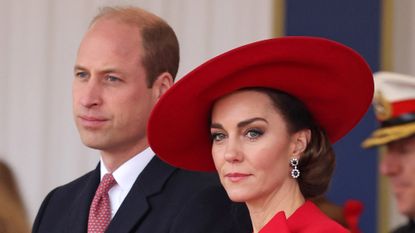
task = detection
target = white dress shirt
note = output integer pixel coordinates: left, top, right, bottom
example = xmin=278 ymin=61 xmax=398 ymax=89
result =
xmin=99 ymin=147 xmax=155 ymax=218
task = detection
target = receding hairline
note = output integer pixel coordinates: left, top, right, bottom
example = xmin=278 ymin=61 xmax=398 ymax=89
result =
xmin=89 ymin=6 xmax=166 ymax=29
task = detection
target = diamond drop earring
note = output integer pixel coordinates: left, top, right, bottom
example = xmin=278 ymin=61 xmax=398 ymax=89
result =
xmin=290 ymin=158 xmax=300 ymax=179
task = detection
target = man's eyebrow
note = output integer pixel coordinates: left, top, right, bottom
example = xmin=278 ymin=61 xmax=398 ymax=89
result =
xmin=74 ymin=64 xmax=87 ymax=71
xmin=74 ymin=65 xmax=120 ymax=74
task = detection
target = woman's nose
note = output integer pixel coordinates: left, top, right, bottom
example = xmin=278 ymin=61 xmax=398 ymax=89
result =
xmin=223 ymin=139 xmax=243 ymax=163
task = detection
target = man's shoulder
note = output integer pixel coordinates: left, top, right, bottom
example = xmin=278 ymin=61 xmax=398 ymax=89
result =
xmin=36 ymin=169 xmax=98 ymax=212
xmin=162 ymin=166 xmax=226 ymax=196
xmin=143 ymin=158 xmax=231 ymax=210
xmin=143 ymin=156 xmax=221 ymax=192
xmin=32 ymin=169 xmax=98 ymax=233
xmin=173 ymin=168 xmax=220 ymax=184
xmin=159 ymin=168 xmax=251 ymax=233
xmin=51 ymin=169 xmax=97 ymax=195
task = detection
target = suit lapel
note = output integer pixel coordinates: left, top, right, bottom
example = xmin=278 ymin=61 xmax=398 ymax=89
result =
xmin=106 ymin=156 xmax=176 ymax=233
xmin=64 ymin=164 xmax=100 ymax=233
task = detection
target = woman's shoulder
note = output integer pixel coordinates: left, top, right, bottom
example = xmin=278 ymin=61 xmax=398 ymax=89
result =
xmin=288 ymin=201 xmax=350 ymax=233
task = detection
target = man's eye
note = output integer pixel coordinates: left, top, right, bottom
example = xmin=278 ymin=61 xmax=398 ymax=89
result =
xmin=106 ymin=75 xmax=120 ymax=82
xmin=75 ymin=71 xmax=88 ymax=79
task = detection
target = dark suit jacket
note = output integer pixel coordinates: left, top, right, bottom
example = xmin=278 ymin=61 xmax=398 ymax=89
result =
xmin=32 ymin=156 xmax=251 ymax=233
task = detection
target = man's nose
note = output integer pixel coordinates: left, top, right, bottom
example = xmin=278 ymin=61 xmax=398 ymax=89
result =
xmin=78 ymin=78 xmax=102 ymax=108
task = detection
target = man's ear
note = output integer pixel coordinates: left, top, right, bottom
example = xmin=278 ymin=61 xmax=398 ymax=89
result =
xmin=292 ymin=129 xmax=311 ymax=156
xmin=152 ymin=72 xmax=173 ymax=101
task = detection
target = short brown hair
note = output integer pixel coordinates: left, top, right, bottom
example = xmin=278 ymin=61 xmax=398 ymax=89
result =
xmin=91 ymin=6 xmax=180 ymax=87
xmin=248 ymin=87 xmax=335 ymax=198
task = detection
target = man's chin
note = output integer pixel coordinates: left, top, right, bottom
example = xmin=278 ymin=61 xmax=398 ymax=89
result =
xmin=79 ymin=137 xmax=106 ymax=150
xmin=84 ymin=144 xmax=103 ymax=150
xmin=396 ymin=197 xmax=415 ymax=217
xmin=399 ymin=207 xmax=415 ymax=219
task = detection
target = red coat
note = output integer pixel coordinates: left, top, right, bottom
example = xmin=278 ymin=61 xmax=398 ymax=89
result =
xmin=259 ymin=201 xmax=349 ymax=233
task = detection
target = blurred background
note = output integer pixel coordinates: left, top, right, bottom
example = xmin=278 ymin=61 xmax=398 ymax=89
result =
xmin=0 ymin=0 xmax=412 ymax=232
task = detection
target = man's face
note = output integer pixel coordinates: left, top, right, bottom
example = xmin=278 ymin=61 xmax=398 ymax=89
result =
xmin=380 ymin=135 xmax=415 ymax=218
xmin=73 ymin=18 xmax=155 ymax=157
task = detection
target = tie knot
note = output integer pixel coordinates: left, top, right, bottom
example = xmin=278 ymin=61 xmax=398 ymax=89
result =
xmin=98 ymin=173 xmax=117 ymax=194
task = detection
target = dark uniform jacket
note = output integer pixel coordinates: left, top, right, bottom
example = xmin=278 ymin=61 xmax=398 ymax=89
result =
xmin=392 ymin=220 xmax=415 ymax=233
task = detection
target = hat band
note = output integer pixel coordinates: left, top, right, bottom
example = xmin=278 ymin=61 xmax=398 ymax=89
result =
xmin=390 ymin=99 xmax=415 ymax=118
xmin=381 ymin=113 xmax=415 ymax=127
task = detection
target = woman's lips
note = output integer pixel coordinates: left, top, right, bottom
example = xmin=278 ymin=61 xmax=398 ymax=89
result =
xmin=224 ymin=172 xmax=251 ymax=182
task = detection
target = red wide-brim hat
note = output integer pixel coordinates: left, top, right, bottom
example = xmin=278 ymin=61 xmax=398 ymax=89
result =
xmin=148 ymin=36 xmax=374 ymax=171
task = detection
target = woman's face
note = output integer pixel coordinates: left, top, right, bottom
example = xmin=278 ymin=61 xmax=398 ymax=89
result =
xmin=211 ymin=90 xmax=303 ymax=203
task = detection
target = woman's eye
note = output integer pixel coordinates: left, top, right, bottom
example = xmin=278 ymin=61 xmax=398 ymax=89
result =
xmin=246 ymin=129 xmax=263 ymax=139
xmin=211 ymin=133 xmax=226 ymax=142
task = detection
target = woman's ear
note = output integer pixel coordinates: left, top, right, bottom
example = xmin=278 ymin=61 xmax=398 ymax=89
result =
xmin=293 ymin=129 xmax=311 ymax=156
xmin=152 ymin=72 xmax=173 ymax=101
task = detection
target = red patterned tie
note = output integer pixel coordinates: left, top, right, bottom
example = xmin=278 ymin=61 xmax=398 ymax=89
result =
xmin=88 ymin=173 xmax=117 ymax=233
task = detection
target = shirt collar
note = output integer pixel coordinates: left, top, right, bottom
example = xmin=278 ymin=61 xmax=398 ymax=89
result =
xmin=100 ymin=147 xmax=155 ymax=191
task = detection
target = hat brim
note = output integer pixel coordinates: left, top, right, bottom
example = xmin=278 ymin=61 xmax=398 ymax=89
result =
xmin=361 ymin=122 xmax=415 ymax=148
xmin=148 ymin=36 xmax=374 ymax=171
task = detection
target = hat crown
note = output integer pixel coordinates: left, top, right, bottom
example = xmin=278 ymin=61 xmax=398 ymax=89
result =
xmin=373 ymin=71 xmax=415 ymax=121
xmin=362 ymin=71 xmax=415 ymax=148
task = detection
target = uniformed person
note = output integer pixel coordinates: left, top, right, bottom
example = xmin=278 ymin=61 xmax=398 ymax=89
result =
xmin=362 ymin=72 xmax=415 ymax=233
